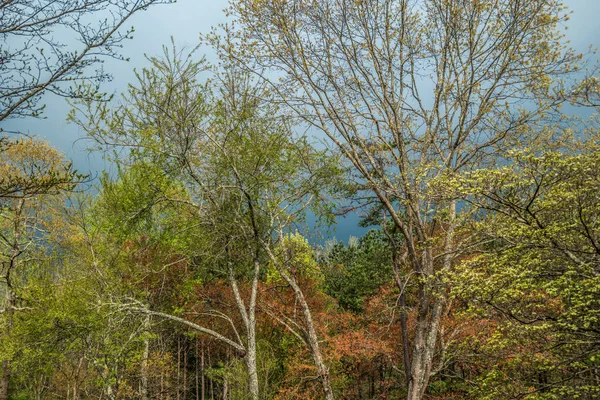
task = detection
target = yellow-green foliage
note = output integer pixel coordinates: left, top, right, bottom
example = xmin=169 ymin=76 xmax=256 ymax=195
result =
xmin=267 ymin=232 xmax=323 ymax=285
xmin=449 ymin=147 xmax=600 ymax=399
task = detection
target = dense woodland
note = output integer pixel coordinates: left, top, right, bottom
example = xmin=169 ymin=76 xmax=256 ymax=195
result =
xmin=1 ymin=0 xmax=600 ymax=399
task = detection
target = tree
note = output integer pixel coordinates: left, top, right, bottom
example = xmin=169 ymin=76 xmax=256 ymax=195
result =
xmin=263 ymin=232 xmax=338 ymax=399
xmin=71 ymin=43 xmax=337 ymax=399
xmin=0 ymin=137 xmax=81 ymax=400
xmin=222 ymin=0 xmax=581 ymax=397
xmin=0 ymin=0 xmax=173 ymax=124
xmin=320 ymin=230 xmax=393 ymax=312
xmin=450 ymin=146 xmax=600 ymax=399
xmin=0 ymin=137 xmax=82 ymax=199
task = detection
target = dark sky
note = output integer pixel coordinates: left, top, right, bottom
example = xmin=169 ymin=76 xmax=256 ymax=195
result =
xmin=3 ymin=0 xmax=599 ymax=242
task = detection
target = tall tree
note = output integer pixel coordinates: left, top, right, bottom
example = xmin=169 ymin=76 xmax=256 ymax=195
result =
xmin=71 ymin=44 xmax=336 ymax=399
xmin=450 ymin=146 xmax=600 ymax=399
xmin=0 ymin=137 xmax=80 ymax=400
xmin=222 ymin=0 xmax=581 ymax=398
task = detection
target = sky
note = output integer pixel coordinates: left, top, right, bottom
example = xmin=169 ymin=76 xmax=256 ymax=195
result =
xmin=2 ymin=0 xmax=230 ymax=174
xmin=2 ymin=0 xmax=600 ymax=241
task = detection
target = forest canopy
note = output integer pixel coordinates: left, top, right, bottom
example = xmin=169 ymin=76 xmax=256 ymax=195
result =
xmin=1 ymin=1 xmax=599 ymax=399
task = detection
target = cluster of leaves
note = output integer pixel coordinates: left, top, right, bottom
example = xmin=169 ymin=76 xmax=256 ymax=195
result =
xmin=320 ymin=230 xmax=394 ymax=312
xmin=449 ymin=148 xmax=600 ymax=399
xmin=0 ymin=137 xmax=84 ymax=201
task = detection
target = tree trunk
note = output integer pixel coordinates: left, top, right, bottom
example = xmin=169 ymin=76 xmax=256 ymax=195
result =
xmin=0 ymin=359 xmax=9 ymax=400
xmin=283 ymin=274 xmax=334 ymax=400
xmin=209 ymin=347 xmax=214 ymax=400
xmin=264 ymin=244 xmax=335 ymax=400
xmin=245 ymin=326 xmax=259 ymax=400
xmin=407 ymin=201 xmax=456 ymax=400
xmin=201 ymin=340 xmax=205 ymax=400
xmin=0 ymin=292 xmax=14 ymax=400
xmin=229 ymin=261 xmax=260 ymax=400
xmin=300 ymin=290 xmax=335 ymax=400
xmin=141 ymin=315 xmax=150 ymax=400
xmin=183 ymin=340 xmax=188 ymax=400
xmin=195 ymin=337 xmax=200 ymax=400
xmin=391 ymin=246 xmax=412 ymax=391
xmin=222 ymin=377 xmax=228 ymax=400
xmin=200 ymin=339 xmax=206 ymax=400
xmin=177 ymin=337 xmax=181 ymax=400
xmin=246 ymin=263 xmax=260 ymax=400
xmin=407 ymin=295 xmax=444 ymax=399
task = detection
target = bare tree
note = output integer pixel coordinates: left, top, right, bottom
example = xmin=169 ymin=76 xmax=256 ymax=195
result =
xmin=221 ymin=0 xmax=581 ymax=398
xmin=0 ymin=0 xmax=173 ymax=124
